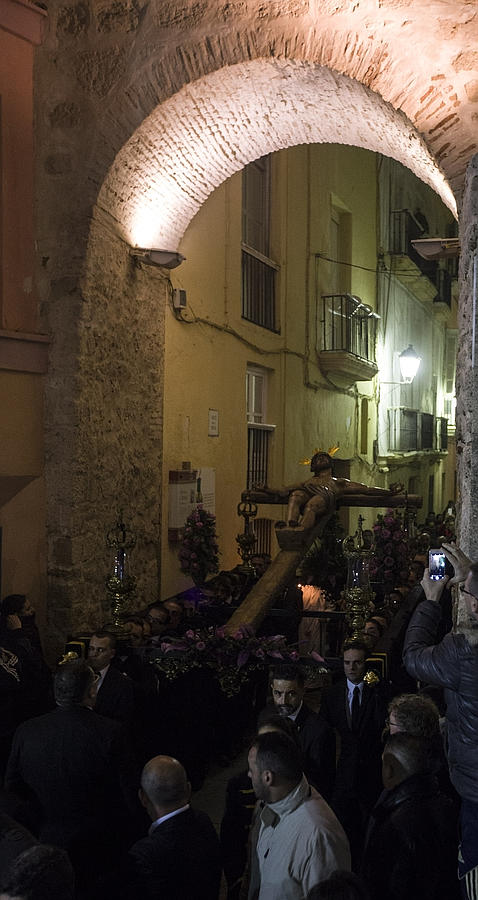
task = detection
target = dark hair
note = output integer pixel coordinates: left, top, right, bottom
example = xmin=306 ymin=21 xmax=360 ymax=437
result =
xmin=1 ymin=594 xmax=27 ymax=617
xmin=54 ymin=659 xmax=96 ymax=707
xmin=269 ymin=663 xmax=305 ymax=686
xmin=0 ymin=595 xmax=28 ymax=634
xmin=365 ymin=618 xmax=384 ymax=637
xmin=0 ymin=844 xmax=75 ymax=900
xmin=307 ymin=870 xmax=370 ymax=900
xmin=252 ymin=731 xmax=303 ymax=784
xmin=91 ymin=630 xmax=117 ymax=649
xmin=310 ymin=452 xmax=333 ymax=472
xmin=383 ymin=732 xmax=434 ymax=777
xmin=342 ymin=638 xmax=369 ymax=657
xmin=123 ymin=615 xmax=145 ymax=627
xmin=146 ymin=603 xmax=170 ymax=622
xmin=388 ymin=693 xmax=439 ymax=738
xmin=256 ymin=710 xmax=301 ymax=747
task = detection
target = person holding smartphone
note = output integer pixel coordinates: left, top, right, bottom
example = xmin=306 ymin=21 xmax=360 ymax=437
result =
xmin=403 ymin=542 xmax=478 ymax=900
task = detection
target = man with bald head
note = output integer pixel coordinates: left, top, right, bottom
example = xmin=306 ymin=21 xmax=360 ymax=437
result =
xmin=126 ymin=755 xmax=222 ymax=899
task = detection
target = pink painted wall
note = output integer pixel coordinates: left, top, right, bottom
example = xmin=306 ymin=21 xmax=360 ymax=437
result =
xmin=0 ymin=26 xmax=37 ymax=331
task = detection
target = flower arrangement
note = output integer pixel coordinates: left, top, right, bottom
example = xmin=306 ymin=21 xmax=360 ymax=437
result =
xmin=152 ymin=625 xmax=302 ymax=696
xmin=369 ymin=509 xmax=411 ymax=588
xmin=178 ymin=505 xmax=220 ymax=586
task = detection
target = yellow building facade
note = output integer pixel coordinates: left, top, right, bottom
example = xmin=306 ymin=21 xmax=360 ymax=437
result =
xmin=162 ymin=143 xmax=456 ymax=598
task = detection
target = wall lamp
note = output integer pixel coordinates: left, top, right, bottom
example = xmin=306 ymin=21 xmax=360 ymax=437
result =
xmin=381 ymin=344 xmax=421 ymax=385
xmin=130 ymin=248 xmax=185 ymax=269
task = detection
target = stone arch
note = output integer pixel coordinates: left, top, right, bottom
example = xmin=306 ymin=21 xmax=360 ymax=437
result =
xmin=98 ymin=58 xmax=456 ymax=251
xmin=40 ymin=0 xmax=478 ymax=640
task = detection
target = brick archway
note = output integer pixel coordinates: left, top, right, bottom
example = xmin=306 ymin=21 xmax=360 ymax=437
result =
xmin=98 ymin=58 xmax=457 ymax=252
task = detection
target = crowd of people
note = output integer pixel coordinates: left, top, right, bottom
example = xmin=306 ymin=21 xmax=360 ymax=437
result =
xmin=0 ymin=536 xmax=476 ymax=899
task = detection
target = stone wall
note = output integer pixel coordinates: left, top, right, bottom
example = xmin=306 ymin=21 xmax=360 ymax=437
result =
xmin=45 ymin=210 xmax=167 ymax=652
xmin=456 ymin=152 xmax=478 ymax=558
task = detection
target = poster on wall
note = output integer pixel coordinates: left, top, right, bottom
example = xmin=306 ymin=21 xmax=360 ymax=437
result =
xmin=168 ymin=467 xmax=216 ymax=541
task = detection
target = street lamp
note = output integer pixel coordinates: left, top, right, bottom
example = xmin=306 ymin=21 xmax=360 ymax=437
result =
xmin=399 ymin=344 xmax=421 ymax=384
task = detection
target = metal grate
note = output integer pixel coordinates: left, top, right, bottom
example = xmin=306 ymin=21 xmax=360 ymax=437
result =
xmin=421 ymin=413 xmax=434 ymax=450
xmin=437 ymin=416 xmax=448 ymax=451
xmin=388 ymin=408 xmax=418 ymax=452
xmin=252 ymin=518 xmax=273 ymax=556
xmin=247 ymin=426 xmax=271 ymax=490
xmin=319 ymin=293 xmax=377 ymax=361
xmin=242 ymin=249 xmax=277 ymax=332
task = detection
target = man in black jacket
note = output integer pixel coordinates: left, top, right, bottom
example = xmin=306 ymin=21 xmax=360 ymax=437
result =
xmin=88 ymin=631 xmax=135 ymax=725
xmin=403 ymin=542 xmax=478 ymax=900
xmin=5 ymin=659 xmax=138 ymax=888
xmin=361 ymin=732 xmax=459 ymax=900
xmin=319 ymin=639 xmax=388 ymax=865
xmin=125 ymin=755 xmax=222 ymax=900
xmin=268 ymin=663 xmax=336 ymax=801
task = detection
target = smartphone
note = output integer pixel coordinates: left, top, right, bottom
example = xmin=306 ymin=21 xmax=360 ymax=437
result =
xmin=429 ymin=549 xmax=446 ymax=581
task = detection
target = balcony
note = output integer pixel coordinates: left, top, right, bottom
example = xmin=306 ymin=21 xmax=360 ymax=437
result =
xmin=317 ymin=293 xmax=378 ymax=384
xmin=387 ymin=408 xmax=448 ymax=455
xmin=388 ymin=211 xmax=456 ymax=318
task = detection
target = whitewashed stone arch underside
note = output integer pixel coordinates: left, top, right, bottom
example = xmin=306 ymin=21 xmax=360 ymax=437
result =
xmin=97 ymin=58 xmax=457 ymax=252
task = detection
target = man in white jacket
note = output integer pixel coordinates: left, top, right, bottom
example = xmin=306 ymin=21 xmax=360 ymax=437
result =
xmin=247 ymin=731 xmax=350 ymax=900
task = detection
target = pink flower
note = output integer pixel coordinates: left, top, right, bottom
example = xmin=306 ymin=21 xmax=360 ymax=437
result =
xmin=196 ymin=641 xmax=206 ymax=651
xmin=254 ymin=648 xmax=265 ymax=659
xmin=185 ymin=630 xmax=195 ymax=639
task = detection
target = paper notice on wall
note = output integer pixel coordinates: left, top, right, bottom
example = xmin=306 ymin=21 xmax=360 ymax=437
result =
xmin=168 ymin=471 xmax=197 ymax=533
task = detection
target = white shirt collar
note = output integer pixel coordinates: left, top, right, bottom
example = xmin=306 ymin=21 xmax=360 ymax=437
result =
xmin=96 ymin=664 xmax=110 ymax=691
xmin=347 ymin=679 xmax=364 ymax=700
xmin=287 ymin=700 xmax=303 ymax=722
xmin=149 ymin=804 xmax=190 ymax=835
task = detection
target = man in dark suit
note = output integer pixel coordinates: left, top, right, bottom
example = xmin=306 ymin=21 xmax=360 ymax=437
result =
xmin=267 ymin=663 xmax=336 ymax=801
xmin=4 ymin=659 xmax=138 ymax=889
xmin=88 ymin=631 xmax=135 ymax=724
xmin=123 ymin=755 xmax=222 ymax=900
xmin=319 ymin=638 xmax=389 ymax=865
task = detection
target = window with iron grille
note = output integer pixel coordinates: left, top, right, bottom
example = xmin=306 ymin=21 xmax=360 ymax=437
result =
xmin=246 ymin=365 xmax=275 ymax=489
xmin=319 ymin=294 xmax=377 ymax=362
xmin=242 ymin=155 xmax=278 ymax=331
xmin=388 ymin=408 xmax=418 ymax=452
xmin=247 ymin=426 xmax=272 ymax=489
xmin=421 ymin=413 xmax=434 ymax=450
xmin=437 ymin=416 xmax=448 ymax=451
xmin=242 ymin=248 xmax=278 ymax=331
xmin=252 ymin=518 xmax=273 ymax=556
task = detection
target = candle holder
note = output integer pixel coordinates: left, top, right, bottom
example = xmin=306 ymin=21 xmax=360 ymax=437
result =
xmin=236 ymin=498 xmax=258 ymax=573
xmin=343 ymin=515 xmax=374 ymax=639
xmin=105 ymin=511 xmax=136 ymax=633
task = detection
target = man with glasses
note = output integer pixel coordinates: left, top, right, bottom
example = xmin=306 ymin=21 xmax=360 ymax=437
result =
xmin=403 ymin=542 xmax=478 ymax=900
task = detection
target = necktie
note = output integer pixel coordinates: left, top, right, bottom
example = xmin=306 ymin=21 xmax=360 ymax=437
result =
xmin=351 ymin=685 xmax=360 ymax=731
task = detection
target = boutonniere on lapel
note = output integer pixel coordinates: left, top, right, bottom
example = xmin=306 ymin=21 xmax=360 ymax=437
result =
xmin=364 ymin=670 xmax=380 ymax=686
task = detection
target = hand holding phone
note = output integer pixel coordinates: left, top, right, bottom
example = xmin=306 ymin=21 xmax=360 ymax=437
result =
xmin=429 ymin=549 xmax=446 ymax=581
